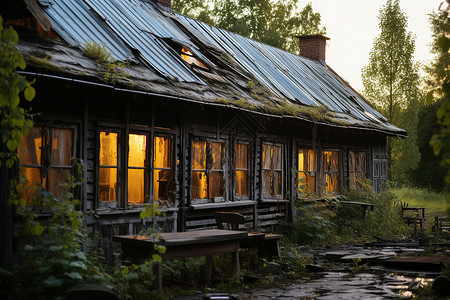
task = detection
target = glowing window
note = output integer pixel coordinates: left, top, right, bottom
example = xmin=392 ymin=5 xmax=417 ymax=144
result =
xmin=99 ymin=131 xmax=118 ymax=202
xmin=153 ymin=136 xmax=172 ymax=202
xmin=262 ymin=143 xmax=282 ymax=198
xmin=20 ymin=126 xmax=74 ymax=203
xmin=322 ymin=150 xmax=340 ymax=195
xmin=180 ymin=46 xmax=208 ymax=69
xmin=235 ymin=143 xmax=248 ymax=197
xmin=298 ymin=148 xmax=316 ymax=195
xmin=191 ymin=141 xmax=224 ymax=200
xmin=128 ymin=134 xmax=148 ymax=205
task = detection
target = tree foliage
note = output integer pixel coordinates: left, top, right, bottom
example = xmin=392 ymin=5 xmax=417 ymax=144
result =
xmin=0 ymin=16 xmax=35 ymax=205
xmin=361 ymin=0 xmax=421 ymax=184
xmin=172 ymin=0 xmax=326 ymax=53
xmin=428 ymin=10 xmax=450 ymax=213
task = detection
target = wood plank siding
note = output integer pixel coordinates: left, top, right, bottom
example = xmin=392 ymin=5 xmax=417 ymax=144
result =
xmin=16 ymin=77 xmax=389 ymax=254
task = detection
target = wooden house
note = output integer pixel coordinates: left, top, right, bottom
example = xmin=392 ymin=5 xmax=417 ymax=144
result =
xmin=1 ymin=0 xmax=405 ymax=255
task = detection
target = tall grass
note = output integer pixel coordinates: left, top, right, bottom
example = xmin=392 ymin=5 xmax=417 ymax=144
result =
xmin=392 ymin=187 xmax=447 ymax=218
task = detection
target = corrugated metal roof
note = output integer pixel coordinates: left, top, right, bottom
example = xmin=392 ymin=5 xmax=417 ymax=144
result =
xmin=41 ymin=0 xmax=133 ymax=61
xmin=175 ymin=13 xmax=386 ymax=124
xmin=38 ymin=0 xmax=397 ymax=130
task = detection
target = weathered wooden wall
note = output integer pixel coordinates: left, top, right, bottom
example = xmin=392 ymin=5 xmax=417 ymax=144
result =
xmin=16 ymin=77 xmax=389 ymax=256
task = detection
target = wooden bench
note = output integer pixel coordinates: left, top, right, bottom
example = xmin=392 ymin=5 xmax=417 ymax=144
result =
xmin=214 ymin=212 xmax=283 ymax=258
xmin=339 ymin=201 xmax=375 ymax=219
xmin=401 ymin=203 xmax=425 ymax=231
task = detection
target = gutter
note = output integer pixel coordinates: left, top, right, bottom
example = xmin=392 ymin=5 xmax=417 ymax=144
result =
xmin=18 ymin=71 xmax=407 ymax=138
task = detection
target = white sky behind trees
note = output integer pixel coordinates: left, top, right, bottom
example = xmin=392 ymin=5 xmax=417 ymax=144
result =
xmin=308 ymin=0 xmax=443 ymax=92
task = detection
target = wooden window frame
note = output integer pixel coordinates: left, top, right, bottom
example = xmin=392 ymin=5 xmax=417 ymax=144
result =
xmin=233 ymin=141 xmax=250 ymax=201
xmin=190 ymin=139 xmax=226 ymax=204
xmin=261 ymin=142 xmax=284 ymax=200
xmin=297 ymin=147 xmax=317 ymax=197
xmin=321 ymin=149 xmax=341 ymax=196
xmin=348 ymin=150 xmax=367 ymax=190
xmin=97 ymin=126 xmax=175 ymax=209
xmin=20 ymin=123 xmax=77 ymax=205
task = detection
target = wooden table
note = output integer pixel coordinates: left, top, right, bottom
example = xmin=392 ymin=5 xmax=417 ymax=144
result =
xmin=113 ymin=229 xmax=248 ymax=290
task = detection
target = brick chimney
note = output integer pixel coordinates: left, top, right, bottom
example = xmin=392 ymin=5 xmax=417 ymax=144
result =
xmin=153 ymin=0 xmax=171 ymax=8
xmin=297 ymin=35 xmax=329 ymax=63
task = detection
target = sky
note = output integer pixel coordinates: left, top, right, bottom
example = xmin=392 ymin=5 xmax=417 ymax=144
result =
xmin=308 ymin=0 xmax=443 ymax=92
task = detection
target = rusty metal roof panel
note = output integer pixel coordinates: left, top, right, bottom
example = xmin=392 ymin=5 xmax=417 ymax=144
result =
xmin=41 ymin=0 xmax=133 ymax=61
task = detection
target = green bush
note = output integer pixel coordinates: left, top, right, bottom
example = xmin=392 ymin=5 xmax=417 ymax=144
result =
xmin=289 ymin=181 xmax=411 ymax=246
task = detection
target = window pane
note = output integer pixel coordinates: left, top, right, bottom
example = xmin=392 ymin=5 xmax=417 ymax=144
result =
xmin=323 ymin=150 xmax=339 ymax=193
xmin=22 ymin=167 xmax=41 ymax=204
xmin=273 ymin=146 xmax=282 ymax=169
xmin=100 ymin=132 xmax=117 ymax=166
xmin=236 ymin=143 xmax=248 ymax=169
xmin=306 ymin=175 xmax=316 ymax=193
xmin=128 ymin=169 xmax=145 ymax=204
xmin=298 ymin=150 xmax=305 ymax=172
xmin=235 ymin=170 xmax=248 ymax=196
xmin=298 ymin=172 xmax=306 ymax=191
xmin=209 ymin=172 xmax=224 ymax=198
xmin=192 ymin=141 xmax=206 ymax=169
xmin=20 ymin=127 xmax=42 ymax=165
xmin=325 ymin=174 xmax=339 ymax=193
xmin=154 ymin=169 xmax=171 ymax=201
xmin=273 ymin=171 xmax=282 ymax=195
xmin=51 ymin=128 xmax=72 ymax=166
xmin=49 ymin=168 xmax=71 ymax=199
xmin=308 ymin=149 xmax=315 ymax=171
xmin=263 ymin=144 xmax=271 ymax=169
xmin=263 ymin=170 xmax=272 ymax=195
xmin=99 ymin=168 xmax=117 ymax=202
xmin=192 ymin=171 xmax=207 ymax=199
xmin=154 ymin=136 xmax=171 ymax=168
xmin=211 ymin=142 xmax=222 ymax=170
xmin=129 ymin=134 xmax=146 ymax=168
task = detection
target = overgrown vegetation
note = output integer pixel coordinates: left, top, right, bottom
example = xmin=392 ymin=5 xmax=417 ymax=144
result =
xmin=0 ymin=16 xmax=35 ymax=206
xmin=1 ymin=171 xmax=167 ymax=299
xmin=82 ymin=41 xmax=129 ymax=84
xmin=289 ymin=181 xmax=410 ymax=245
xmin=392 ymin=187 xmax=447 ymax=220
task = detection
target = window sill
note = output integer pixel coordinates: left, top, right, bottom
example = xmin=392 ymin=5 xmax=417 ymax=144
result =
xmin=190 ymin=200 xmax=255 ymax=210
xmin=259 ymin=199 xmax=290 ymax=203
xmin=95 ymin=206 xmax=178 ymax=215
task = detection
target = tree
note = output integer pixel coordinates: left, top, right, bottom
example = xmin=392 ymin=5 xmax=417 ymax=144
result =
xmin=172 ymin=0 xmax=326 ymax=53
xmin=361 ymin=0 xmax=421 ymax=184
xmin=428 ymin=8 xmax=450 ymax=214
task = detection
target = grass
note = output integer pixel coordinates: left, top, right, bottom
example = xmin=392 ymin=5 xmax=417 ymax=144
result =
xmin=392 ymin=187 xmax=448 ymax=219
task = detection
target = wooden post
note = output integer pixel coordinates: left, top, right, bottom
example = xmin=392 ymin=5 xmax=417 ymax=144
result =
xmin=205 ymin=255 xmax=213 ymax=286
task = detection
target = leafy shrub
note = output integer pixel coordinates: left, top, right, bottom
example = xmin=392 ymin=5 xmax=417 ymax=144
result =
xmin=289 ymin=205 xmax=335 ymax=245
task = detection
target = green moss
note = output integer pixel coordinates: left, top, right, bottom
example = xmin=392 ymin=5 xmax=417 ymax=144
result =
xmin=83 ymin=41 xmax=112 ymax=63
xmin=234 ymin=98 xmax=256 ymax=110
xmin=246 ymin=80 xmax=257 ymax=89
xmin=29 ymin=49 xmax=52 ymax=60
xmin=217 ymin=98 xmax=231 ymax=105
xmin=26 ymin=55 xmax=64 ymax=73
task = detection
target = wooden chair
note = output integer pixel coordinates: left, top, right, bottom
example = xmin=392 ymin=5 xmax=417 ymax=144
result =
xmin=214 ymin=211 xmax=282 ymax=258
xmin=214 ymin=211 xmax=246 ymax=230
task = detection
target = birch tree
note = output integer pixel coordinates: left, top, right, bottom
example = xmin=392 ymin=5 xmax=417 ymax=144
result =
xmin=362 ymin=0 xmax=421 ymax=183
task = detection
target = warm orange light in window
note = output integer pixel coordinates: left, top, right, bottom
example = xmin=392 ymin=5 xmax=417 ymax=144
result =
xmin=181 ymin=46 xmax=208 ymax=69
xmin=128 ymin=134 xmax=146 ymax=204
xmin=99 ymin=132 xmax=118 ymax=202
